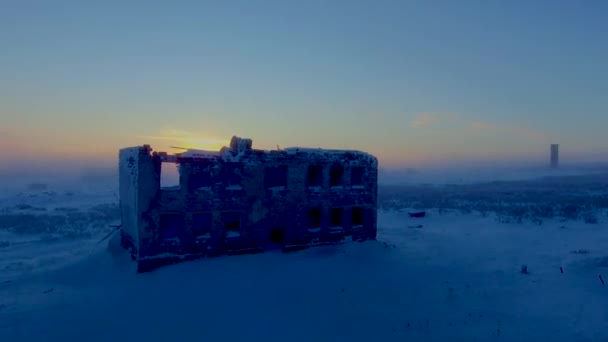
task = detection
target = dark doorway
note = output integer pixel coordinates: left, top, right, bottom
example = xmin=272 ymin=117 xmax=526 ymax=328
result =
xmin=308 ymin=208 xmax=322 ymax=228
xmin=267 ymin=228 xmax=285 ymax=250
xmin=352 ymin=207 xmax=364 ymax=226
xmin=159 ymin=213 xmax=184 ymax=248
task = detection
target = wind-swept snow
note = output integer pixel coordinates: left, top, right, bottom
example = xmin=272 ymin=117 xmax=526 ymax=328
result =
xmin=1 ymin=179 xmax=608 ymax=341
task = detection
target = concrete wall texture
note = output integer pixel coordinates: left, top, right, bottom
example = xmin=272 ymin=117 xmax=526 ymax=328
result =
xmin=119 ymin=137 xmax=378 ymax=272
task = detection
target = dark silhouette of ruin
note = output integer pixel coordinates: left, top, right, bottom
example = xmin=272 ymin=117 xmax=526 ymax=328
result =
xmin=119 ymin=136 xmax=378 ymax=272
xmin=550 ymin=144 xmax=559 ymax=168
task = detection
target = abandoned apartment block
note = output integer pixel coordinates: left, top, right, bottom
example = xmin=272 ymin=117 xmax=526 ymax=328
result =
xmin=119 ymin=136 xmax=378 ymax=272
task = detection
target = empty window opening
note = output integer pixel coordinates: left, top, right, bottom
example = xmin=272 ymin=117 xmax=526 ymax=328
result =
xmin=225 ymin=217 xmax=240 ymax=232
xmin=192 ymin=213 xmax=213 ymax=239
xmin=225 ymin=164 xmax=242 ymax=187
xmin=268 ymin=228 xmax=285 ymax=245
xmin=307 ymin=165 xmax=323 ymax=187
xmin=351 ymin=167 xmax=364 ymax=186
xmin=330 ymin=208 xmax=343 ymax=227
xmin=308 ymin=208 xmax=322 ymax=228
xmin=330 ymin=164 xmax=344 ymax=187
xmin=189 ymin=164 xmax=212 ymax=191
xmin=352 ymin=207 xmax=364 ymax=226
xmin=159 ymin=214 xmax=184 ymax=242
xmin=161 ymin=162 xmax=180 ymax=189
xmin=222 ymin=212 xmax=241 ymax=237
xmin=265 ymin=165 xmax=288 ymax=188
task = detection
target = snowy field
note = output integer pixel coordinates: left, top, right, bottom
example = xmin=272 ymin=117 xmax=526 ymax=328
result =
xmin=1 ymin=171 xmax=608 ymax=341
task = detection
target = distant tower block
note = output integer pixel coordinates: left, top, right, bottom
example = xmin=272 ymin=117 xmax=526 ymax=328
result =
xmin=550 ymin=144 xmax=559 ymax=168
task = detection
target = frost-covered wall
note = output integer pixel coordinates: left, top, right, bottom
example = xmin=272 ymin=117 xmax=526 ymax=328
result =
xmin=119 ymin=137 xmax=378 ymax=272
xmin=118 ymin=146 xmax=142 ymax=257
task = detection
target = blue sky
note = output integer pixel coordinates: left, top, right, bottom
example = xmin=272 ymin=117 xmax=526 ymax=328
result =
xmin=1 ymin=0 xmax=607 ymax=168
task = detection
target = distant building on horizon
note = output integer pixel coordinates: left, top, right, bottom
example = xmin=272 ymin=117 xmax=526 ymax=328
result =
xmin=550 ymin=144 xmax=559 ymax=168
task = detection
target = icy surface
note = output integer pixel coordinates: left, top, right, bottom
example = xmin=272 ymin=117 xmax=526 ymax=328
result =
xmin=1 ymin=175 xmax=608 ymax=341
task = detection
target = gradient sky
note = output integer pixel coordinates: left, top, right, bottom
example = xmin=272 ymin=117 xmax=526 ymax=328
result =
xmin=1 ymin=0 xmax=607 ymax=169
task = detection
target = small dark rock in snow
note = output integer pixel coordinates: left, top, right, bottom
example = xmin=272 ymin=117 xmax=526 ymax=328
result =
xmin=570 ymin=249 xmax=590 ymax=255
xmin=15 ymin=204 xmax=33 ymax=210
xmin=408 ymin=211 xmax=426 ymax=218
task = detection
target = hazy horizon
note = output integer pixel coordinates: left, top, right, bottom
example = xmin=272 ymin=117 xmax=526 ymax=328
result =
xmin=1 ymin=1 xmax=607 ymax=171
xmin=1 ymin=157 xmax=606 ymax=194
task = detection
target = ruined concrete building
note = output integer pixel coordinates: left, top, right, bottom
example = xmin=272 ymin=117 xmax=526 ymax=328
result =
xmin=119 ymin=136 xmax=378 ymax=272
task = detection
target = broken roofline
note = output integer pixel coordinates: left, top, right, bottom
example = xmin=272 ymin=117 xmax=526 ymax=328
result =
xmin=145 ymin=137 xmax=376 ymax=163
xmin=153 ymin=148 xmax=376 ymax=163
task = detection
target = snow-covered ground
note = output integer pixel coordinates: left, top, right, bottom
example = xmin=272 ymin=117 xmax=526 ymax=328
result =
xmin=1 ymin=175 xmax=608 ymax=341
xmin=380 ymin=164 xmax=608 ymax=185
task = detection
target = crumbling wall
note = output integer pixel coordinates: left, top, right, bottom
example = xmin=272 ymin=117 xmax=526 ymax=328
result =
xmin=118 ymin=147 xmax=142 ymax=258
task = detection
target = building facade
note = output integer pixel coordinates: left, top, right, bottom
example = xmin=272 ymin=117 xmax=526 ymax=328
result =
xmin=119 ymin=136 xmax=378 ymax=272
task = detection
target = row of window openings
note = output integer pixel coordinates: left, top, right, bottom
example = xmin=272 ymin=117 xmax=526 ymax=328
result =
xmin=308 ymin=207 xmax=365 ymax=228
xmin=159 ymin=208 xmax=365 ymax=241
xmin=161 ymin=163 xmax=366 ymax=189
xmin=159 ymin=212 xmax=240 ymax=241
xmin=307 ymin=165 xmax=365 ymax=188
